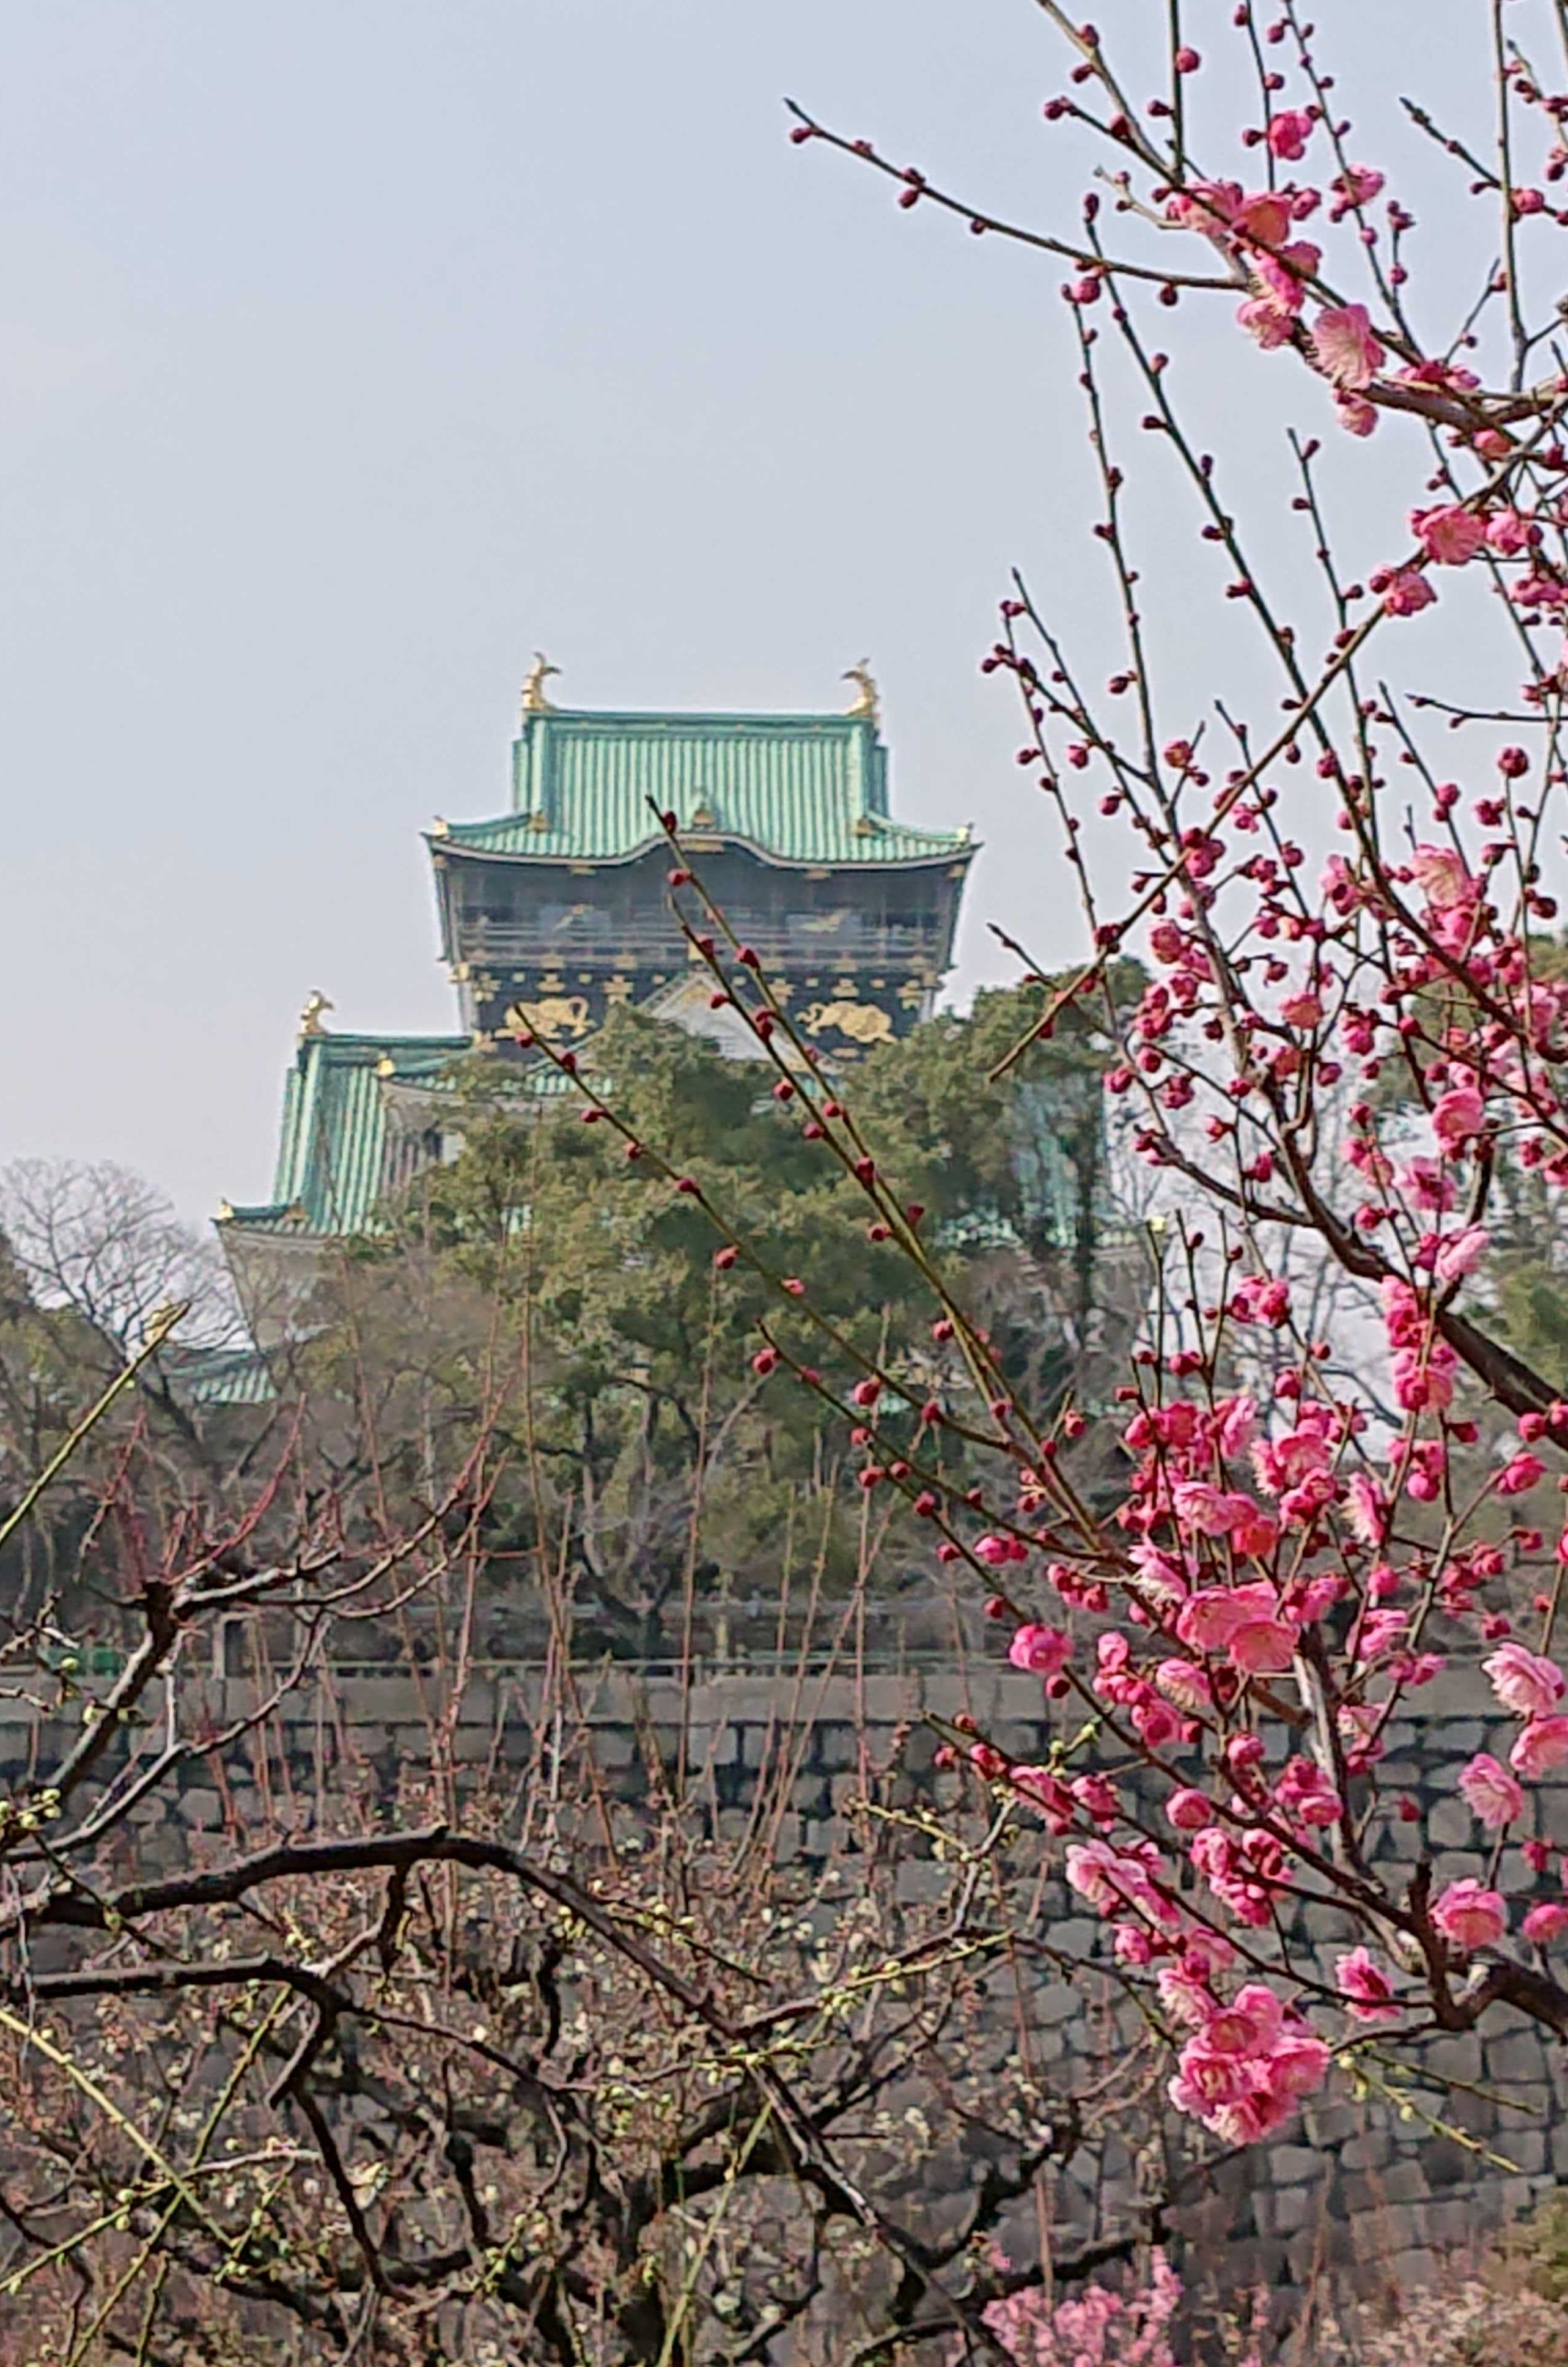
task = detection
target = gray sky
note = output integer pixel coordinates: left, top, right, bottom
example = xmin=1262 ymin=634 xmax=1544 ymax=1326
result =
xmin=0 ymin=1 xmax=1500 ymax=1222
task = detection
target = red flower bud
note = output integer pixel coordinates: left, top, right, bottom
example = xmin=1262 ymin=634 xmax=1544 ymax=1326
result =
xmin=667 ymin=868 xmax=692 ymax=886
xmin=736 ymin=945 xmax=761 ymax=968
xmin=854 ymin=1156 xmax=877 ymax=1184
xmin=660 ymin=810 xmax=679 ymax=831
xmin=714 ymin=1246 xmax=738 ymax=1269
xmin=781 ymin=1276 xmax=805 ymax=1294
xmin=751 ymin=1348 xmax=778 ymax=1375
xmin=675 ymin=1176 xmax=699 ymax=1195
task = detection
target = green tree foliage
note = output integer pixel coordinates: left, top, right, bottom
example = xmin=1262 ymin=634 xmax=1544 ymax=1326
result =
xmin=295 ymin=981 xmax=1132 ymax=1659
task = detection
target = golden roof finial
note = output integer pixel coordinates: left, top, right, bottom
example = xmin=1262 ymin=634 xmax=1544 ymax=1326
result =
xmin=298 ymin=989 xmax=334 ymax=1040
xmin=842 ymin=659 xmax=880 ymax=726
xmin=521 ymin=651 xmax=561 ymax=716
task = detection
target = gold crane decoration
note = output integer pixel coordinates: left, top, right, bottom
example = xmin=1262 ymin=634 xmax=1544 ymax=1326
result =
xmin=842 ymin=660 xmax=880 ymax=726
xmin=521 ymin=651 xmax=561 ymax=715
xmin=298 ymin=989 xmax=334 ymax=1040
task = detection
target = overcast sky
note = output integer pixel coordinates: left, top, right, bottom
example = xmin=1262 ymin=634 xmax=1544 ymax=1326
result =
xmin=0 ymin=1 xmax=1504 ymax=1222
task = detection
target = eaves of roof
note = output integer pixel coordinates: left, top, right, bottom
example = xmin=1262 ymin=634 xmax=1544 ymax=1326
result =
xmin=427 ymin=707 xmax=974 ymax=870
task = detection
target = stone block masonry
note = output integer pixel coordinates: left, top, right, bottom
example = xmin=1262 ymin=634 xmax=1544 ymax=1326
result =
xmin=4 ymin=1656 xmax=1565 ymax=2309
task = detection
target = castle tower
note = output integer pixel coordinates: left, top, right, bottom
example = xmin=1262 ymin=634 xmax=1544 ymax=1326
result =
xmin=218 ymin=678 xmax=976 ymax=1340
xmin=430 ymin=685 xmax=973 ymax=1054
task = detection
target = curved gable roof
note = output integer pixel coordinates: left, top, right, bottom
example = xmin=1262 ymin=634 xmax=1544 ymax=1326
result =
xmin=435 ymin=708 xmax=973 ymax=869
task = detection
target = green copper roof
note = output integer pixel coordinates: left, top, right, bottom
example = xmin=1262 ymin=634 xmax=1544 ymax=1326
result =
xmin=223 ymin=1031 xmax=573 ymax=1241
xmin=435 ymin=709 xmax=973 ymax=868
xmin=223 ymin=1033 xmax=471 ymax=1239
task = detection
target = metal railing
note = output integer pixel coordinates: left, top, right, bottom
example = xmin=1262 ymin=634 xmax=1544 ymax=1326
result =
xmin=456 ymin=917 xmax=947 ymax=971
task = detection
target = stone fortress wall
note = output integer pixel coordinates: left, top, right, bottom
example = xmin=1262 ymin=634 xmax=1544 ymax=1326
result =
xmin=6 ymin=1654 xmax=1566 ymax=2308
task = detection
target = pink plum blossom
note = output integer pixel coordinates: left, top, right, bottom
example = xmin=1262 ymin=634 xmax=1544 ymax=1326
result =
xmin=1380 ymin=566 xmax=1437 ymax=616
xmin=1275 ymin=1755 xmax=1344 ymax=1826
xmin=1345 ymin=1473 xmax=1388 ymax=1545
xmin=1066 ymin=1839 xmax=1177 ymax=1925
xmin=1168 ymin=1981 xmax=1328 ymax=2139
xmin=1487 ymin=507 xmax=1537 ymax=555
xmin=1266 ymin=109 xmax=1314 ymax=161
xmin=1523 ymin=1902 xmax=1568 ymax=1945
xmin=1176 ymin=1589 xmax=1248 ymax=1653
xmin=1172 ymin=1481 xmax=1258 ymax=1537
xmin=1410 ymin=844 xmax=1476 ymax=909
xmin=1432 ymin=1086 xmax=1486 ymax=1151
xmin=1011 ymin=1765 xmax=1074 ymax=1830
xmin=1485 ymin=1640 xmax=1566 ymax=1718
xmin=1008 ymin=1623 xmax=1071 ymax=1676
xmin=1391 ymin=1346 xmax=1456 ymax=1414
xmin=1511 ymin=1715 xmax=1568 ymax=1776
xmin=1237 ymin=295 xmax=1295 ymax=350
xmin=1231 ymin=1276 xmax=1291 ymax=1327
xmin=1335 ymin=393 xmax=1377 ymax=435
xmin=1434 ymin=1226 xmax=1490 ymax=1282
xmin=1410 ymin=504 xmax=1487 ymax=564
xmin=1154 ymin=1657 xmax=1212 ymax=1712
xmin=1312 ymin=303 xmax=1385 ymax=390
xmin=1330 ymin=163 xmax=1385 ymax=214
xmin=1229 ymin=1619 xmax=1305 ymax=1675
xmin=1458 ymin=1752 xmax=1524 ymax=1829
xmin=1233 ymin=189 xmax=1294 ymax=245
xmin=1336 ymin=1947 xmax=1401 ymax=2022
xmin=1432 ymin=1878 xmax=1507 ymax=1949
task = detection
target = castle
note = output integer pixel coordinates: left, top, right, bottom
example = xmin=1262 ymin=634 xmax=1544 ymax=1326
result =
xmin=213 ymin=666 xmax=975 ymax=1347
